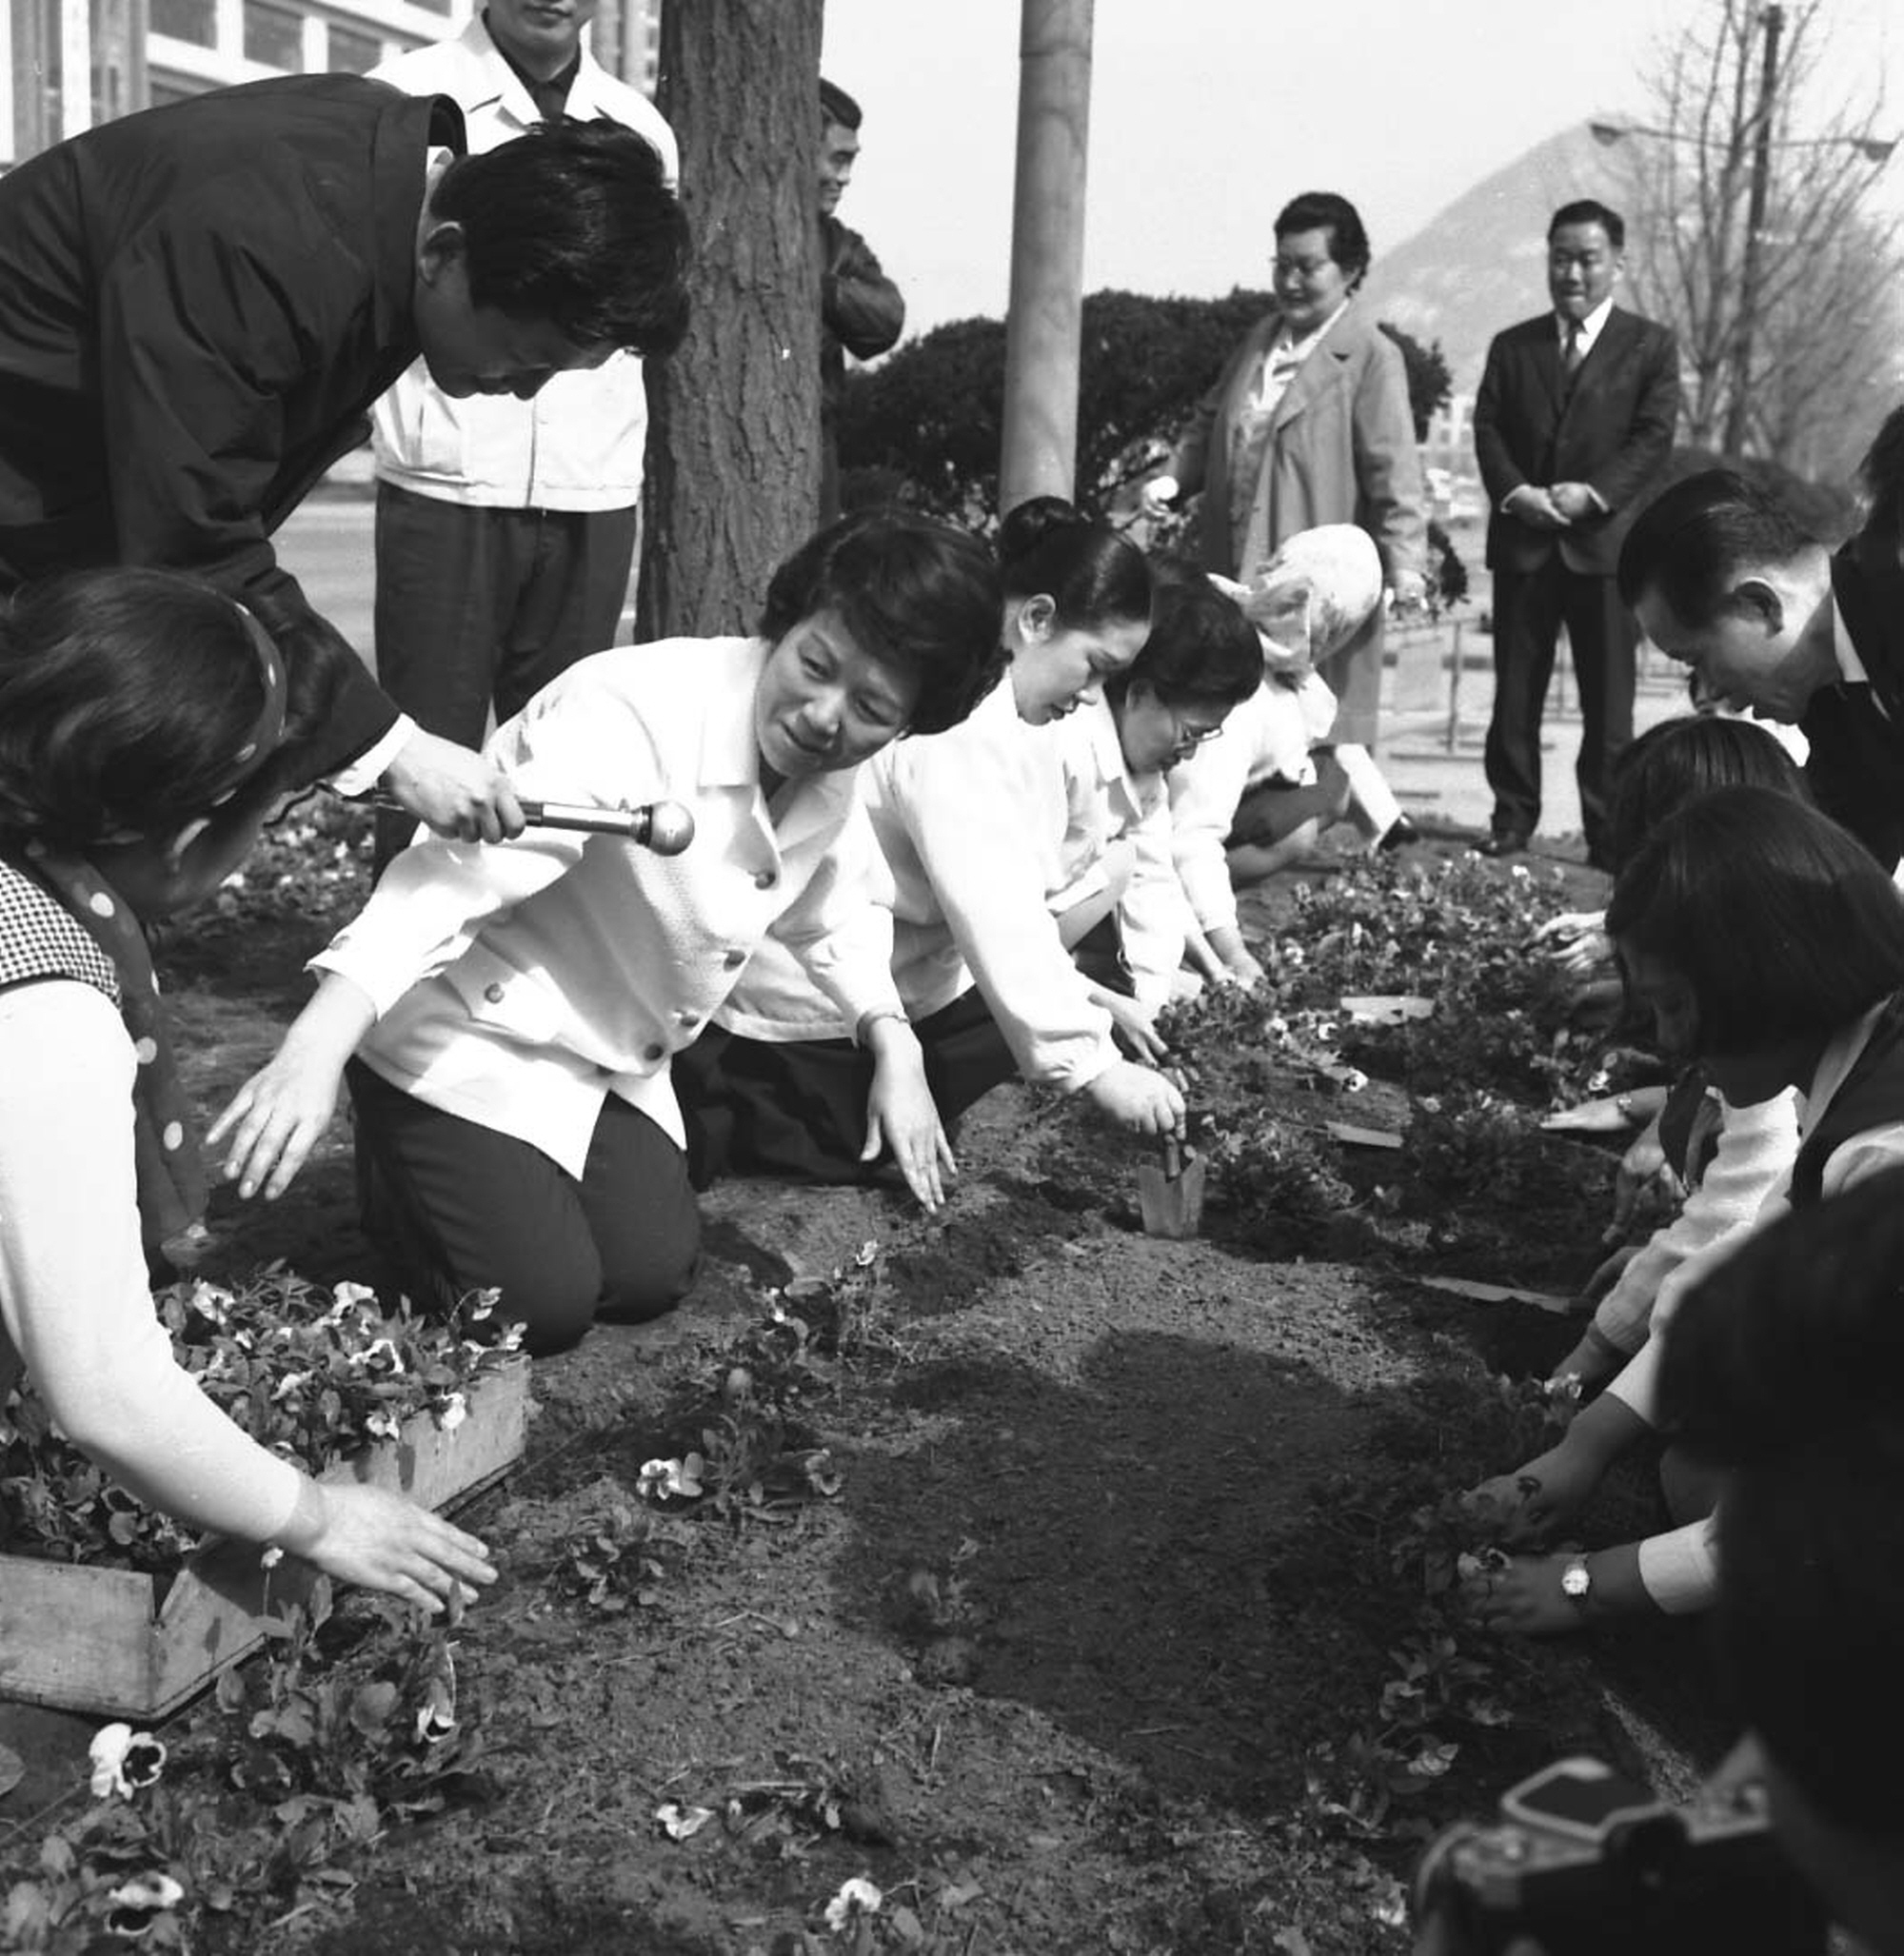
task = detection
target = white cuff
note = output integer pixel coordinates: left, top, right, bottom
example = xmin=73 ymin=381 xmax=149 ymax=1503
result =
xmin=327 ymin=714 xmax=418 ymax=799
xmin=1636 ymin=1518 xmax=1719 ymax=1614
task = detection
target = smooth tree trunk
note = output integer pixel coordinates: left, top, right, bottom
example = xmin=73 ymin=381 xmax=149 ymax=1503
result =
xmin=638 ymin=0 xmax=823 ymax=640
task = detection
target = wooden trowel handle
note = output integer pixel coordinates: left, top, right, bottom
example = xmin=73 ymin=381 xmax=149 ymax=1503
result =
xmin=1161 ymin=1136 xmax=1182 ymax=1179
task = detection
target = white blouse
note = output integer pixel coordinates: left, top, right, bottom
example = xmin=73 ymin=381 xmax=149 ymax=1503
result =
xmin=315 ymin=637 xmax=904 ymax=1176
xmin=719 ymin=681 xmax=1127 ymax=1093
xmin=1168 ymin=673 xmax=1339 ymax=934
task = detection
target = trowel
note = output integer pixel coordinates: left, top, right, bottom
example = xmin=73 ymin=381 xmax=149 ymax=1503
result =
xmin=1137 ymin=1136 xmax=1205 ymax=1238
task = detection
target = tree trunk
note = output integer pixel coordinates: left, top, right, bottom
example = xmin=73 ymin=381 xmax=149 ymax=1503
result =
xmin=638 ymin=0 xmax=823 ymax=641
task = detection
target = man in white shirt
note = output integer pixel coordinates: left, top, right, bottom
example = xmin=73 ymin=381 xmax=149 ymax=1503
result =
xmin=1473 ymin=200 xmax=1680 ymax=867
xmin=369 ymin=0 xmax=679 ymax=869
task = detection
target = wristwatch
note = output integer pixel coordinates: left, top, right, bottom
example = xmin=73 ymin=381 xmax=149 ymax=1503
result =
xmin=1560 ymin=1554 xmax=1594 ymax=1612
xmin=1615 ymin=1092 xmax=1636 ymax=1122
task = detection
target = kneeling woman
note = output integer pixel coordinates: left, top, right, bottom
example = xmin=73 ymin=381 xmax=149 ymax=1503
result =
xmin=214 ymin=513 xmax=1003 ymax=1355
xmin=0 ymin=570 xmax=494 ymax=1610
xmin=1474 ymin=789 xmax=1904 ymax=1633
xmin=677 ymin=505 xmax=1262 ymax=1186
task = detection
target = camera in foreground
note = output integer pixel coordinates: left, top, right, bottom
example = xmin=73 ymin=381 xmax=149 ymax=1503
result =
xmin=1412 ymin=1756 xmax=1828 ymax=1955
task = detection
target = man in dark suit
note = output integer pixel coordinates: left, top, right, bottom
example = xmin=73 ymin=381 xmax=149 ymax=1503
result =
xmin=1616 ymin=434 xmax=1904 ymax=875
xmin=0 ymin=74 xmax=687 ymax=850
xmin=1473 ymin=199 xmax=1680 ymax=864
xmin=818 ymin=78 xmax=903 ymax=523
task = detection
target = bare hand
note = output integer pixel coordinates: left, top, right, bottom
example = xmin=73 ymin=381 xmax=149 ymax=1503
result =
xmin=1096 ymin=989 xmax=1169 ymax=1065
xmin=1471 ymin=1551 xmax=1590 ymax=1638
xmin=1388 ymin=568 xmax=1429 ymax=617
xmin=1140 ymin=474 xmax=1180 ymax=517
xmin=1507 ymin=485 xmax=1571 ymax=531
xmin=1614 ymin=1125 xmax=1683 ymax=1235
xmin=861 ymin=1032 xmax=957 ymax=1214
xmin=381 ymin=729 xmax=525 ymax=843
xmin=1540 ymin=1095 xmax=1638 ymax=1136
xmin=1466 ymin=1438 xmax=1600 ymax=1547
xmin=1549 ymin=482 xmax=1601 ymax=524
xmin=1086 ymin=1059 xmax=1185 ymax=1137
xmin=207 ymin=977 xmax=376 ymax=1199
xmin=303 ymin=1483 xmax=497 ymax=1613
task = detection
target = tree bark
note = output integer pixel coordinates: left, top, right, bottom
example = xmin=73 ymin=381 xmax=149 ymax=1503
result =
xmin=638 ymin=0 xmax=823 ymax=641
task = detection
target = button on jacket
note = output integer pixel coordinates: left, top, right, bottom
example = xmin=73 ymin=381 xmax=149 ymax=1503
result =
xmin=0 ymin=75 xmax=461 ymax=773
xmin=369 ymin=17 xmax=679 ymax=513
xmin=312 ymin=637 xmax=904 ymax=1176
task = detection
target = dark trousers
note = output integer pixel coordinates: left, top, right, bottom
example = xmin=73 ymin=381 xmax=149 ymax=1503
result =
xmin=673 ymin=990 xmax=1022 ymax=1190
xmin=1484 ymin=559 xmax=1638 ymax=855
xmin=371 ymin=484 xmax=640 ymax=871
xmin=347 ymin=1059 xmax=700 ymax=1356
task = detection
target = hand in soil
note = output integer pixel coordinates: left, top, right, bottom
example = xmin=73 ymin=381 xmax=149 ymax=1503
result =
xmin=1465 ymin=1442 xmax=1598 ymax=1547
xmin=1084 ymin=1058 xmax=1185 ymax=1137
xmin=295 ymin=1482 xmax=498 ymax=1614
xmin=859 ymin=1028 xmax=957 ymax=1213
xmin=1470 ymin=1551 xmax=1593 ymax=1638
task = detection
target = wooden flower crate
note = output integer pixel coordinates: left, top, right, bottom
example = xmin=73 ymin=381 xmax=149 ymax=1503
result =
xmin=0 ymin=1357 xmax=529 ymax=1722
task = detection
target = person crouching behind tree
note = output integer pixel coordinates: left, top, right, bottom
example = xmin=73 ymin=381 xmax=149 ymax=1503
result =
xmin=674 ymin=511 xmax=1265 ymax=1188
xmin=210 ymin=512 xmax=1004 ymax=1356
xmin=0 ymin=568 xmax=496 ymax=1612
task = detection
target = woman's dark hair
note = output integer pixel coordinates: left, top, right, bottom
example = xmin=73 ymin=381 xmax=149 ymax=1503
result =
xmin=1860 ymin=400 xmax=1904 ymax=542
xmin=996 ymin=496 xmax=1152 ymax=634
xmin=435 ymin=119 xmax=691 ymax=356
xmin=1604 ymin=714 xmax=1810 ymax=874
xmin=0 ymin=570 xmax=287 ymax=847
xmin=758 ymin=510 xmax=1006 ymax=738
xmin=1606 ymin=786 xmax=1904 ymax=1057
xmin=1107 ymin=556 xmax=1260 ymax=713
xmin=1615 ymin=469 xmax=1816 ymax=620
xmin=819 ymin=77 xmax=862 ymax=129
xmin=1274 ymin=190 xmax=1371 ymax=286
xmin=1658 ymin=1170 xmax=1904 ymax=1833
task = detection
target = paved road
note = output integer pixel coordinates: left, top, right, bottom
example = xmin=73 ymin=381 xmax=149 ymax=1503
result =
xmin=276 ymin=494 xmax=1689 ymax=850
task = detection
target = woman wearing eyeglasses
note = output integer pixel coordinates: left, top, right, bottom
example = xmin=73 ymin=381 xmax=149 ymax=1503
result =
xmin=1142 ymin=190 xmax=1427 ymax=856
xmin=674 ymin=517 xmax=1261 ymax=1191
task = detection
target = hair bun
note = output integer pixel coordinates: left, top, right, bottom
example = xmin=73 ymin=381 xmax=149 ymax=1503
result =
xmin=998 ymin=495 xmax=1086 ymax=565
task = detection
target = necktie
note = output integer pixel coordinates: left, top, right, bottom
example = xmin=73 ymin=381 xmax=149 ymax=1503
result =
xmin=1562 ymin=320 xmax=1584 ymax=382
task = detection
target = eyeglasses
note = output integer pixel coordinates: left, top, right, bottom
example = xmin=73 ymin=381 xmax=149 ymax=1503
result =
xmin=1172 ymin=709 xmax=1225 ymax=747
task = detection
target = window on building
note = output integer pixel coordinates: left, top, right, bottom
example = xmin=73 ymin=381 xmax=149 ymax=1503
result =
xmin=243 ymin=0 xmax=304 ymax=69
xmin=149 ymin=76 xmax=208 ymax=106
xmin=149 ymin=0 xmax=215 ymax=45
xmin=328 ymin=25 xmax=382 ymax=72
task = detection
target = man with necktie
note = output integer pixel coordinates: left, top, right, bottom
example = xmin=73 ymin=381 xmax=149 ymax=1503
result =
xmin=1617 ymin=420 xmax=1904 ymax=876
xmin=1473 ymin=200 xmax=1680 ymax=866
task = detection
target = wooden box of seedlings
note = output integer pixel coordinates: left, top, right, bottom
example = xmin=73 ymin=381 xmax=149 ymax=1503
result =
xmin=0 ymin=1357 xmax=529 ymax=1723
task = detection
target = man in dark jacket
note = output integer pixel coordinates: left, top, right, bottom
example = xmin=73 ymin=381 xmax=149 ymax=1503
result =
xmin=1473 ymin=198 xmax=1680 ymax=865
xmin=818 ymin=78 xmax=903 ymax=523
xmin=1617 ymin=430 xmax=1904 ymax=876
xmin=0 ymin=73 xmax=688 ymax=852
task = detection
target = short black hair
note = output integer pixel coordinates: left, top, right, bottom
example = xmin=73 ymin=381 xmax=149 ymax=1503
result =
xmin=997 ymin=496 xmax=1152 ymax=634
xmin=1549 ymin=198 xmax=1625 ymax=249
xmin=1859 ymin=400 xmax=1904 ymax=537
xmin=0 ymin=570 xmax=285 ymax=846
xmin=820 ymin=78 xmax=862 ymax=130
xmin=1606 ymin=786 xmax=1904 ymax=1058
xmin=1109 ymin=557 xmax=1261 ymax=712
xmin=1616 ymin=468 xmax=1819 ymax=617
xmin=1659 ymin=1169 xmax=1904 ymax=1834
xmin=1604 ymin=713 xmax=1810 ymax=874
xmin=758 ymin=510 xmax=1005 ymax=739
xmin=1274 ymin=190 xmax=1371 ymax=286
xmin=434 ymin=118 xmax=690 ymax=356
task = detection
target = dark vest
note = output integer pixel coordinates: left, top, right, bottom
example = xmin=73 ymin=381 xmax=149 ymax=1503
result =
xmin=1788 ymin=992 xmax=1904 ymax=1209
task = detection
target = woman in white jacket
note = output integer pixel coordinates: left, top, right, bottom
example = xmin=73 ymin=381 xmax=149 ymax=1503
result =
xmin=212 ymin=512 xmax=1004 ymax=1354
xmin=677 ymin=516 xmax=1263 ymax=1189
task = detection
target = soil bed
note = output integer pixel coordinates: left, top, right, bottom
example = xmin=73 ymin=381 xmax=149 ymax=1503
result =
xmin=0 ymin=822 xmax=1728 ymax=1955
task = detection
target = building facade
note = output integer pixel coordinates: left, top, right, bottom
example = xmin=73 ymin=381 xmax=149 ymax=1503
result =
xmin=4 ymin=0 xmax=659 ymax=162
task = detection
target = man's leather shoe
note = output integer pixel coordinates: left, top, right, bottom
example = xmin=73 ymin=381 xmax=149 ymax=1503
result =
xmin=1476 ymin=829 xmax=1530 ymax=859
xmin=1376 ymin=815 xmax=1422 ymax=853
